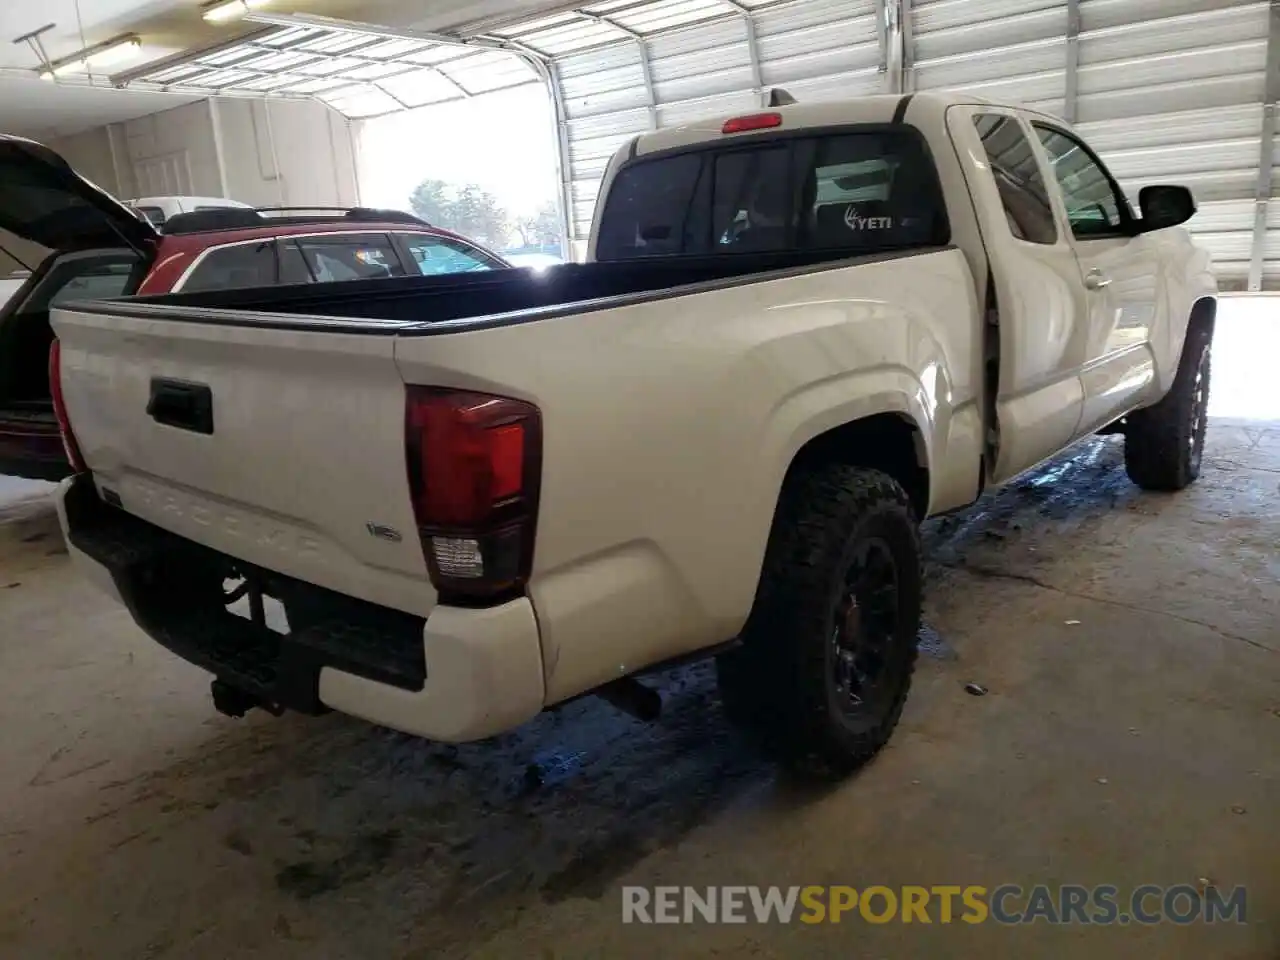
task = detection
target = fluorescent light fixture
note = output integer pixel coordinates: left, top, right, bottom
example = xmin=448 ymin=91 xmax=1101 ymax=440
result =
xmin=38 ymin=34 xmax=143 ymax=79
xmin=203 ymin=0 xmax=272 ymax=23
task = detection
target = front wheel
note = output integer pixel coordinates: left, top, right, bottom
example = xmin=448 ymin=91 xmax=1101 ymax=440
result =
xmin=716 ymin=465 xmax=921 ymax=780
xmin=1124 ymin=321 xmax=1213 ymax=491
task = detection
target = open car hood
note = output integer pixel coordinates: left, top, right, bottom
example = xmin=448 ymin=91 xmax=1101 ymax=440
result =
xmin=0 ymin=135 xmax=158 ymax=256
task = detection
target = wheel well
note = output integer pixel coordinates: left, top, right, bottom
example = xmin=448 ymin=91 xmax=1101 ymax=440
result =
xmin=788 ymin=413 xmax=930 ymax=520
xmin=1190 ymin=296 xmax=1216 ymax=336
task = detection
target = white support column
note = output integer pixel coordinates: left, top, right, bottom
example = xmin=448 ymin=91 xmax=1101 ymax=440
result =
xmin=1064 ymin=0 xmax=1080 ymax=123
xmin=1248 ymin=0 xmax=1280 ymax=292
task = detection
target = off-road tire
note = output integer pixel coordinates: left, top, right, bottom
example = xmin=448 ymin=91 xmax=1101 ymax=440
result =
xmin=716 ymin=465 xmax=922 ymax=780
xmin=1124 ymin=321 xmax=1213 ymax=491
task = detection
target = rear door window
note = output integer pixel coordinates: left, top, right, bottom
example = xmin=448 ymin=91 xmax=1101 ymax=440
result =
xmin=596 ymin=129 xmax=948 ymax=260
xmin=292 ymin=233 xmax=405 ymax=283
xmin=972 ymin=114 xmax=1058 ymax=245
xmin=181 ymin=242 xmax=278 ymax=292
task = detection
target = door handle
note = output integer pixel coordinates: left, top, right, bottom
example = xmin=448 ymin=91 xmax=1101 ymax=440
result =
xmin=147 ymin=378 xmax=214 ymax=434
xmin=1084 ymin=269 xmax=1112 ymax=290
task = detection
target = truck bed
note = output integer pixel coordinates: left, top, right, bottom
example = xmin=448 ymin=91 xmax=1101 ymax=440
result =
xmin=74 ymin=247 xmax=941 ymax=330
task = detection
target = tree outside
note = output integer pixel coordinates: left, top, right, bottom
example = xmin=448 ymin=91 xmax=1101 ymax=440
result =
xmin=408 ymin=178 xmax=560 ymax=254
xmin=513 ymin=202 xmax=561 ymax=250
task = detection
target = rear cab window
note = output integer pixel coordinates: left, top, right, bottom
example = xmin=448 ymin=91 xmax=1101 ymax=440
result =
xmin=596 ymin=127 xmax=949 ymax=261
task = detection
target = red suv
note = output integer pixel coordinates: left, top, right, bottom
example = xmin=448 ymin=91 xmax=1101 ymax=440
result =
xmin=0 ymin=135 xmax=509 ymax=481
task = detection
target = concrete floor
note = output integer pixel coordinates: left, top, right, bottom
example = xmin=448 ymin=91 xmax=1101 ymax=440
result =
xmin=1 ymin=316 xmax=1277 ymax=958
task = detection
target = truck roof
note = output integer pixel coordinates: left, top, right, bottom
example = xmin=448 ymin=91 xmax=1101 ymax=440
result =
xmin=630 ymin=90 xmax=1058 ymax=159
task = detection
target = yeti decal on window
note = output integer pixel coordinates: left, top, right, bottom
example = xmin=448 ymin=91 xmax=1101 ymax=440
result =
xmin=843 ymin=204 xmax=893 ymax=230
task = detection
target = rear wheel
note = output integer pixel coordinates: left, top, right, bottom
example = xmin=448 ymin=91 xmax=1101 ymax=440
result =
xmin=717 ymin=465 xmax=921 ymax=779
xmin=1124 ymin=321 xmax=1213 ymax=491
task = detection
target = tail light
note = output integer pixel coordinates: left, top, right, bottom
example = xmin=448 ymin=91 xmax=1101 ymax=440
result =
xmin=48 ymin=339 xmax=87 ymax=473
xmin=404 ymin=387 xmax=541 ymax=603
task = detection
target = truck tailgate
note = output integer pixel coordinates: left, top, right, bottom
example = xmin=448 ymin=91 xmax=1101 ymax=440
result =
xmin=51 ymin=306 xmax=435 ymax=618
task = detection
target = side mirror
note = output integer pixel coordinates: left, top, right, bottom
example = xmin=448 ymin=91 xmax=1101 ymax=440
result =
xmin=1137 ymin=185 xmax=1196 ymax=232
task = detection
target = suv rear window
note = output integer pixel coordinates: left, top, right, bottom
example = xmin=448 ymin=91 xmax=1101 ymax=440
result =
xmin=596 ymin=128 xmax=948 ymax=261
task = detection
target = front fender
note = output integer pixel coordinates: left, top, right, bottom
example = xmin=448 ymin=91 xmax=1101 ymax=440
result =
xmin=1153 ymin=230 xmax=1218 ymax=396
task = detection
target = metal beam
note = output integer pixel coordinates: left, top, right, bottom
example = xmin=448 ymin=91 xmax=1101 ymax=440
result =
xmin=900 ymin=0 xmax=915 ymax=94
xmin=1064 ymin=0 xmax=1080 ymax=123
xmin=542 ymin=57 xmax=577 ymax=259
xmin=111 ymin=26 xmax=279 ymax=85
xmin=879 ymin=0 xmax=905 ymax=93
xmin=1248 ymin=0 xmax=1280 ymax=292
xmin=636 ymin=39 xmax=658 ymax=129
xmin=576 ymin=9 xmax=657 ymax=128
xmin=874 ymin=0 xmax=890 ymax=86
xmin=742 ymin=15 xmax=765 ymax=105
xmin=242 ymin=11 xmax=519 ymax=55
xmin=720 ymin=0 xmax=765 ymax=104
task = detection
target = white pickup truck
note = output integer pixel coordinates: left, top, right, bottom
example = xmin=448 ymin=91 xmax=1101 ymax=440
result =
xmin=50 ymin=92 xmax=1216 ymax=777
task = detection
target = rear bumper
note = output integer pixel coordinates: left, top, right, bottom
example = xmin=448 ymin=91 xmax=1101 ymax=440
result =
xmin=55 ymin=475 xmax=545 ymax=742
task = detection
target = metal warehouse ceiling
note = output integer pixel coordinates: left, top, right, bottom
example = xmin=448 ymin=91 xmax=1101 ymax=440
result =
xmin=117 ymin=18 xmax=542 ymax=118
xmin=112 ymin=0 xmax=1280 ymax=288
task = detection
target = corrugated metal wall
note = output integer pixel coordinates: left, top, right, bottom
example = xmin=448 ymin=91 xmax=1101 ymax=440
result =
xmin=909 ymin=0 xmax=1273 ymax=287
xmin=494 ymin=0 xmax=884 ymax=249
xmin=484 ymin=0 xmax=1278 ymax=279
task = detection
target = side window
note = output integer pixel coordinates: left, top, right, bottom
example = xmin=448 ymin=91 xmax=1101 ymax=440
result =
xmin=401 ymin=235 xmax=502 ymax=276
xmin=182 ymin=242 xmax=278 ymax=292
xmin=278 ymin=241 xmax=316 ymax=285
xmin=595 ymin=153 xmax=706 ymax=259
xmin=292 ymin=234 xmax=405 ymax=283
xmin=1033 ymin=125 xmax=1127 ymax=238
xmin=973 ymin=114 xmax=1057 ymax=245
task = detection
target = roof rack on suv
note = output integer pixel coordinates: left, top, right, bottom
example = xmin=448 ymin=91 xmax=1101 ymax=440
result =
xmin=161 ymin=206 xmax=429 ymax=235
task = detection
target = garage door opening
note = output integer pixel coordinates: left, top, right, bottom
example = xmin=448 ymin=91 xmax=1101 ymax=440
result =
xmin=355 ymin=85 xmax=564 ymax=265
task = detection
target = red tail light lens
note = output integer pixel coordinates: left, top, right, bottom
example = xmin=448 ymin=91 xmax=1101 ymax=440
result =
xmin=48 ymin=339 xmax=87 ymax=474
xmin=722 ymin=112 xmax=783 ymax=134
xmin=404 ymin=387 xmax=541 ymax=602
